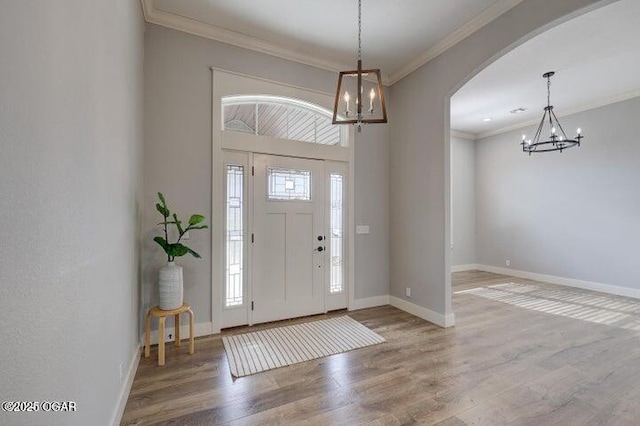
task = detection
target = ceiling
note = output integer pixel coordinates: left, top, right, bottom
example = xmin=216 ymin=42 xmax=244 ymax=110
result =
xmin=143 ymin=0 xmax=523 ymax=84
xmin=451 ymin=0 xmax=640 ymax=138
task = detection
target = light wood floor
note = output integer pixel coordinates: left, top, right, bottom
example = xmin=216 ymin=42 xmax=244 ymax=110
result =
xmin=122 ymin=271 xmax=640 ymax=425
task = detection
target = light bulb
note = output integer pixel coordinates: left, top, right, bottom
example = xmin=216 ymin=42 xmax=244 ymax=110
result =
xmin=522 ymin=134 xmax=527 ymax=141
xmin=369 ymin=88 xmax=375 ymax=113
xmin=526 ymin=139 xmax=532 ymax=146
xmin=551 ymin=127 xmax=556 ymax=134
xmin=343 ymin=91 xmax=350 ymax=116
xmin=577 ymin=128 xmax=582 ymax=135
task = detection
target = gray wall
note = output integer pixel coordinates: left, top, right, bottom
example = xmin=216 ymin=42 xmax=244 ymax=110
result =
xmin=0 ymin=1 xmax=144 ymax=425
xmin=143 ymin=24 xmax=390 ymax=325
xmin=451 ymin=136 xmax=476 ymax=266
xmin=355 ymin=124 xmax=390 ymax=299
xmin=476 ymin=96 xmax=640 ymax=289
xmin=388 ymin=0 xmax=610 ymax=319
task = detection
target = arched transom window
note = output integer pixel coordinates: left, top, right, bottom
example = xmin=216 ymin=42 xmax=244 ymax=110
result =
xmin=222 ymin=95 xmax=346 ymax=146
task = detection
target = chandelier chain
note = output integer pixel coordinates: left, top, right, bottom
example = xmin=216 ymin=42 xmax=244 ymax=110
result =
xmin=358 ymin=0 xmax=362 ymax=61
xmin=547 ymin=74 xmax=551 ymax=108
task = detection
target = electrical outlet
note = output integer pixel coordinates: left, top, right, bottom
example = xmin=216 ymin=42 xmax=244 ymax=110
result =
xmin=506 ymin=260 xmax=511 ymax=267
xmin=405 ymin=287 xmax=411 ymax=298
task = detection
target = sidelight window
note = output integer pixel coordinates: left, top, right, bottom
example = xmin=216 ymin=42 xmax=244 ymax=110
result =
xmin=225 ymin=165 xmax=244 ymax=307
xmin=329 ymin=173 xmax=344 ymax=293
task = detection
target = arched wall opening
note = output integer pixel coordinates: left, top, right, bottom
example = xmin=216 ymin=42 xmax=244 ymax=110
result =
xmin=388 ymin=0 xmax=618 ymax=327
xmin=450 ymin=0 xmax=640 ymax=313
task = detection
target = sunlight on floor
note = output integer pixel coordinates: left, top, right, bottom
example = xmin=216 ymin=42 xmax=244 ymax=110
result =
xmin=455 ymin=283 xmax=640 ymax=331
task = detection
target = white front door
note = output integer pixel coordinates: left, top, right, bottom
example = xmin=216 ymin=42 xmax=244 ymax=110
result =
xmin=252 ymin=154 xmax=326 ymax=324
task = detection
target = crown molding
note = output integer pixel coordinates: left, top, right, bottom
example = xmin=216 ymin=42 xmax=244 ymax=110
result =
xmin=140 ymin=0 xmax=353 ymax=77
xmin=475 ymin=88 xmax=640 ymax=140
xmin=141 ymin=0 xmax=523 ymax=87
xmin=451 ymin=130 xmax=478 ymax=140
xmin=387 ymin=0 xmax=524 ymax=85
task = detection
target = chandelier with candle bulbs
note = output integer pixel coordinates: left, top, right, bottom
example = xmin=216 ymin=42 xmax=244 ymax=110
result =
xmin=521 ymin=71 xmax=583 ymax=154
xmin=332 ymin=0 xmax=387 ymax=131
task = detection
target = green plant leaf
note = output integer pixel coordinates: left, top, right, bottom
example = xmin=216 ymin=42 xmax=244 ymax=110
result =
xmin=187 ymin=225 xmax=208 ymax=230
xmin=158 ymin=192 xmax=166 ymax=206
xmin=188 ymin=214 xmax=205 ymax=225
xmin=156 ymin=203 xmax=169 ymax=218
xmin=187 ymin=248 xmax=202 ymax=259
xmin=167 ymin=243 xmax=189 ymax=258
xmin=153 ymin=236 xmax=169 ymax=252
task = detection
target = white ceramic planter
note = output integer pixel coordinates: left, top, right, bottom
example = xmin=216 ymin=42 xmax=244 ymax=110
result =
xmin=158 ymin=261 xmax=183 ymax=310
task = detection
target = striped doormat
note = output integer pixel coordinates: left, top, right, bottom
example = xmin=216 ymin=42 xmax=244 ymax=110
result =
xmin=222 ymin=316 xmax=386 ymax=378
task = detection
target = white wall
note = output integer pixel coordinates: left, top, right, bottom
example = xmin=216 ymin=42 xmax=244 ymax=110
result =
xmin=143 ymin=24 xmax=390 ymax=327
xmin=475 ymin=96 xmax=640 ymax=290
xmin=451 ymin=136 xmax=476 ymax=266
xmin=388 ymin=0 xmax=612 ymax=322
xmin=0 ymin=1 xmax=144 ymax=425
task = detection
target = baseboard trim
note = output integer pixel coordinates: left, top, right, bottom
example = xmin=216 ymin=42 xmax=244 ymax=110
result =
xmin=389 ymin=296 xmax=455 ymax=328
xmin=110 ymin=344 xmax=141 ymax=426
xmin=141 ymin=321 xmax=213 ymax=346
xmin=476 ymin=264 xmax=640 ymax=300
xmin=451 ymin=264 xmax=480 ymax=272
xmin=350 ymin=295 xmax=390 ymax=311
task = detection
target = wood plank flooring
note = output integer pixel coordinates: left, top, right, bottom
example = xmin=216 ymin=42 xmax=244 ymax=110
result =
xmin=121 ymin=271 xmax=640 ymax=425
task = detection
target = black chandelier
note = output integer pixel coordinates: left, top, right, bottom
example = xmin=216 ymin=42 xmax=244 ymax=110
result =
xmin=521 ymin=71 xmax=583 ymax=155
xmin=332 ymin=0 xmax=387 ymax=131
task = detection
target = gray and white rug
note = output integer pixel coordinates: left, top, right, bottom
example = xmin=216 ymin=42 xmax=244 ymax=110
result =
xmin=222 ymin=315 xmax=386 ymax=377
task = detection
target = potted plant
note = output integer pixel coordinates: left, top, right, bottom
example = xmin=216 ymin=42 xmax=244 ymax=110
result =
xmin=153 ymin=192 xmax=207 ymax=310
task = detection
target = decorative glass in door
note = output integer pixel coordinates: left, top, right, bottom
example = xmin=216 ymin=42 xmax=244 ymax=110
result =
xmin=225 ymin=165 xmax=244 ymax=307
xmin=330 ymin=173 xmax=344 ymax=293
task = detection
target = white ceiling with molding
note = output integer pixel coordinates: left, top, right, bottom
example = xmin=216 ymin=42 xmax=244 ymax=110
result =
xmin=451 ymin=0 xmax=640 ymax=139
xmin=143 ymin=0 xmax=522 ymax=85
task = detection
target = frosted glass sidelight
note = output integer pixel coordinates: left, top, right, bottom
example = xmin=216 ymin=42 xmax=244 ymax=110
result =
xmin=330 ymin=174 xmax=344 ymax=293
xmin=226 ymin=165 xmax=244 ymax=307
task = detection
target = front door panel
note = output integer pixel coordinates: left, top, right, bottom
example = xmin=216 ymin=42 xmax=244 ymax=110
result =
xmin=252 ymin=154 xmax=325 ymax=324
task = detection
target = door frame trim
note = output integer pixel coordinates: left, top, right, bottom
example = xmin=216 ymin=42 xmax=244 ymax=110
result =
xmin=211 ymin=69 xmax=355 ymax=333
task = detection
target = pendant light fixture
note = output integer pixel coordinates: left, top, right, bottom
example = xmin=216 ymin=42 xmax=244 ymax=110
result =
xmin=332 ymin=0 xmax=387 ymax=132
xmin=521 ymin=71 xmax=583 ymax=155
